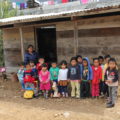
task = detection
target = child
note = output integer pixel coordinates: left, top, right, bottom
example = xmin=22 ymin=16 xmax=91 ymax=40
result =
xmin=58 ymin=60 xmax=68 ymax=97
xmin=68 ymin=57 xmax=81 ymax=98
xmin=103 ymin=55 xmax=111 ymax=98
xmin=17 ymin=62 xmax=25 ymax=90
xmin=105 ymin=58 xmax=119 ymax=108
xmin=98 ymin=56 xmax=104 ymax=96
xmin=39 ymin=64 xmax=51 ymax=99
xmin=49 ymin=61 xmax=59 ymax=97
xmin=80 ymin=57 xmax=92 ymax=98
xmin=98 ymin=56 xmax=104 ymax=69
xmin=36 ymin=57 xmax=47 ymax=73
xmin=76 ymin=55 xmax=83 ymax=74
xmin=30 ymin=61 xmax=38 ymax=79
xmin=29 ymin=61 xmax=38 ymax=90
xmin=92 ymin=58 xmax=102 ymax=98
xmin=23 ymin=63 xmax=37 ymax=96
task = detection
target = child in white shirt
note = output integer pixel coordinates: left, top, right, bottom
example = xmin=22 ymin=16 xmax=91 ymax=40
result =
xmin=58 ymin=60 xmax=68 ymax=97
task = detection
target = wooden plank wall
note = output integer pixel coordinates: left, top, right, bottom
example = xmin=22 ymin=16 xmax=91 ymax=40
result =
xmin=56 ymin=15 xmax=120 ymax=64
xmin=77 ymin=15 xmax=120 ymax=63
xmin=3 ymin=28 xmax=21 ymax=72
xmin=22 ymin=26 xmax=35 ymax=51
xmin=56 ymin=21 xmax=75 ymax=63
xmin=3 ymin=26 xmax=35 ymax=72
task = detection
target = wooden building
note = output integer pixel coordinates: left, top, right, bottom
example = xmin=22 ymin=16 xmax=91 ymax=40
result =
xmin=0 ymin=1 xmax=120 ymax=73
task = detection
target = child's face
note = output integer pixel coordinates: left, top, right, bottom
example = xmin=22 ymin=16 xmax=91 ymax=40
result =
xmin=83 ymin=60 xmax=88 ymax=67
xmin=108 ymin=61 xmax=116 ymax=69
xmin=20 ymin=65 xmax=24 ymax=69
xmin=39 ymin=58 xmax=44 ymax=64
xmin=61 ymin=64 xmax=67 ymax=69
xmin=94 ymin=60 xmax=99 ymax=67
xmin=52 ymin=63 xmax=57 ymax=68
xmin=99 ymin=59 xmax=104 ymax=65
xmin=105 ymin=58 xmax=110 ymax=63
xmin=77 ymin=57 xmax=82 ymax=63
xmin=26 ymin=65 xmax=31 ymax=70
xmin=71 ymin=60 xmax=77 ymax=66
xmin=42 ymin=67 xmax=47 ymax=71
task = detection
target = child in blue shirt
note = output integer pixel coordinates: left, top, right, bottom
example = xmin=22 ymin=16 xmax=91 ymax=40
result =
xmin=17 ymin=62 xmax=25 ymax=90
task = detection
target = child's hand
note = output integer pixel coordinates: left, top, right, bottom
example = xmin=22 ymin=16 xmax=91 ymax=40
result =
xmin=42 ymin=81 xmax=46 ymax=84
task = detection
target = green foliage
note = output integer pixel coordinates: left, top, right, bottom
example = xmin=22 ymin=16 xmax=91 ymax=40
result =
xmin=0 ymin=0 xmax=18 ymax=66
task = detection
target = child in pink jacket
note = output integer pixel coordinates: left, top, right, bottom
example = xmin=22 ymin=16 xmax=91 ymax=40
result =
xmin=39 ymin=63 xmax=50 ymax=99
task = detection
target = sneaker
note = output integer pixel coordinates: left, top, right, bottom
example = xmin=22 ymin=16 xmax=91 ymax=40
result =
xmin=76 ymin=96 xmax=80 ymax=99
xmin=62 ymin=92 xmax=65 ymax=97
xmin=107 ymin=101 xmax=112 ymax=105
xmin=65 ymin=93 xmax=68 ymax=98
xmin=106 ymin=104 xmax=115 ymax=108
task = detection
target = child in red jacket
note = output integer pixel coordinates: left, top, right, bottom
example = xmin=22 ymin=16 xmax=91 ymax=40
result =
xmin=92 ymin=58 xmax=102 ymax=98
xmin=24 ymin=63 xmax=37 ymax=95
xmin=36 ymin=57 xmax=48 ymax=73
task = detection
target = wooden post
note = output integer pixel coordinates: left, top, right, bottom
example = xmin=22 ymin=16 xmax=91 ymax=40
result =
xmin=19 ymin=27 xmax=24 ymax=61
xmin=74 ymin=21 xmax=78 ymax=56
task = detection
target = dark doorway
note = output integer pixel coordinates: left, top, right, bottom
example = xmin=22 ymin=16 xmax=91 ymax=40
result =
xmin=36 ymin=26 xmax=57 ymax=63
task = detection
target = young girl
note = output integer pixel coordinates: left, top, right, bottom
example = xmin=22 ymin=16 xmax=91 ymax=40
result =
xmin=58 ymin=60 xmax=68 ymax=97
xmin=80 ymin=57 xmax=92 ymax=98
xmin=92 ymin=58 xmax=102 ymax=98
xmin=105 ymin=58 xmax=119 ymax=108
xmin=68 ymin=57 xmax=81 ymax=98
xmin=39 ymin=64 xmax=51 ymax=99
xmin=17 ymin=62 xmax=25 ymax=90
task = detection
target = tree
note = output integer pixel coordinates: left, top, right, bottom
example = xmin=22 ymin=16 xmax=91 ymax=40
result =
xmin=0 ymin=0 xmax=18 ymax=66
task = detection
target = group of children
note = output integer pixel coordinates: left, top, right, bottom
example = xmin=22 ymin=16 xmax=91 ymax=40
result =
xmin=17 ymin=55 xmax=119 ymax=108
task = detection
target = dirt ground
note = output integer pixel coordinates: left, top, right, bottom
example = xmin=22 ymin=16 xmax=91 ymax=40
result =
xmin=0 ymin=80 xmax=120 ymax=120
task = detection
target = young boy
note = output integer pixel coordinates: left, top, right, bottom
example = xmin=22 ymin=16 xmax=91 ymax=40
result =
xmin=80 ymin=57 xmax=92 ymax=98
xmin=92 ymin=58 xmax=102 ymax=98
xmin=24 ymin=63 xmax=37 ymax=96
xmin=49 ymin=61 xmax=59 ymax=97
xmin=68 ymin=57 xmax=81 ymax=98
xmin=17 ymin=62 xmax=25 ymax=90
xmin=105 ymin=58 xmax=119 ymax=108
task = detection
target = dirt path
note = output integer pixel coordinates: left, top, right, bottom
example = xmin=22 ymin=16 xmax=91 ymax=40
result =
xmin=0 ymin=81 xmax=120 ymax=120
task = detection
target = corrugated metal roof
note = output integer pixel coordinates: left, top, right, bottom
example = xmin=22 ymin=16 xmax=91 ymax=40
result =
xmin=0 ymin=0 xmax=120 ymax=26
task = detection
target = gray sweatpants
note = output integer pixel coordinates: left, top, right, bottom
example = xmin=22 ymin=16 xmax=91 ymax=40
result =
xmin=108 ymin=86 xmax=118 ymax=104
